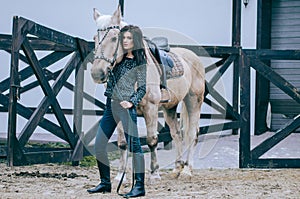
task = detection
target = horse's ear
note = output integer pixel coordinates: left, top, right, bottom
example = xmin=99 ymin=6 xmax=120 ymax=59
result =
xmin=93 ymin=8 xmax=102 ymax=21
xmin=111 ymin=5 xmax=121 ymax=24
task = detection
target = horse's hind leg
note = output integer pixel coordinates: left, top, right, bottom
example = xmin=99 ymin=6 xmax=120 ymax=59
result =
xmin=162 ymin=105 xmax=184 ymax=178
xmin=180 ymin=94 xmax=203 ymax=179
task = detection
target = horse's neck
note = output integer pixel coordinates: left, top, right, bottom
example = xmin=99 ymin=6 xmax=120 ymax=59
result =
xmin=143 ymin=40 xmax=161 ymax=71
xmin=142 ymin=40 xmax=162 ymax=90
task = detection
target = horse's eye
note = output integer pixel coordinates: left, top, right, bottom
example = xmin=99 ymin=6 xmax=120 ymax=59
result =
xmin=111 ymin=37 xmax=117 ymax=42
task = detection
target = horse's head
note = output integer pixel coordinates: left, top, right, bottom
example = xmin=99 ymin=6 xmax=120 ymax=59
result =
xmin=91 ymin=6 xmax=125 ymax=83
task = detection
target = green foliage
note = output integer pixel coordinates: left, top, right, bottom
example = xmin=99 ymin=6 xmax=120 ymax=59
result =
xmin=78 ymin=150 xmax=122 ymax=167
xmin=25 ymin=142 xmax=70 ymax=148
xmin=79 ymin=156 xmax=97 ymax=167
xmin=108 ymin=150 xmax=122 ymax=161
xmin=2 ymin=141 xmax=123 ymax=167
xmin=56 ymin=150 xmax=123 ymax=168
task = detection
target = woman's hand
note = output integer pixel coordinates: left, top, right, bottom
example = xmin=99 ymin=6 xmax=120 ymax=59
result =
xmin=120 ymin=100 xmax=133 ymax=109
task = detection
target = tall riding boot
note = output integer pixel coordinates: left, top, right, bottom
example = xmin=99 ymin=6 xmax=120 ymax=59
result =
xmin=123 ymin=153 xmax=145 ymax=198
xmin=160 ymin=63 xmax=167 ymax=90
xmin=159 ymin=50 xmax=173 ymax=90
xmin=87 ymin=160 xmax=111 ymax=194
xmin=160 ymin=64 xmax=171 ymax=103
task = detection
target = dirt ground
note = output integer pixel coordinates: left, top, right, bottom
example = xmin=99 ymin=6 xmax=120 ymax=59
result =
xmin=1 ymin=163 xmax=300 ymax=199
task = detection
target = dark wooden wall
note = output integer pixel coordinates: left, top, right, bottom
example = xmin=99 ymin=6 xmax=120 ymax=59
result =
xmin=270 ymin=0 xmax=300 ymax=131
xmin=255 ymin=0 xmax=272 ymax=135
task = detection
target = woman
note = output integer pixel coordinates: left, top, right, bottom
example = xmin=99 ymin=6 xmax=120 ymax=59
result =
xmin=87 ymin=25 xmax=147 ymax=198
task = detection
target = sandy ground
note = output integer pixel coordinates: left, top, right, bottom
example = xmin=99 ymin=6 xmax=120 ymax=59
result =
xmin=1 ymin=162 xmax=300 ymax=199
xmin=1 ymin=133 xmax=300 ymax=198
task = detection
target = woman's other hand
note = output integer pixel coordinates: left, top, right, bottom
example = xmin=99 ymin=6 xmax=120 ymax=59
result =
xmin=120 ymin=100 xmax=133 ymax=109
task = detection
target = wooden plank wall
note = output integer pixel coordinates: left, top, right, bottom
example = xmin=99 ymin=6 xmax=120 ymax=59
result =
xmin=270 ymin=0 xmax=300 ymax=130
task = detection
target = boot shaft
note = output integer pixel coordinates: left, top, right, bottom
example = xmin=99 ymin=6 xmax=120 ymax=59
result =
xmin=132 ymin=153 xmax=145 ymax=174
xmin=97 ymin=160 xmax=111 ymax=184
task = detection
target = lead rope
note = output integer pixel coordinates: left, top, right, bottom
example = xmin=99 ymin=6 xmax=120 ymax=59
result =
xmin=117 ymin=136 xmax=135 ymax=197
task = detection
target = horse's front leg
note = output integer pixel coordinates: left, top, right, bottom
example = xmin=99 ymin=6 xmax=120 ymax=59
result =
xmin=114 ymin=122 xmax=127 ymax=183
xmin=142 ymin=102 xmax=160 ymax=183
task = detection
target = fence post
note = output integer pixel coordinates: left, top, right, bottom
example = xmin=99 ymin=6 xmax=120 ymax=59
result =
xmin=232 ymin=0 xmax=241 ymax=135
xmin=239 ymin=51 xmax=251 ymax=168
xmin=7 ymin=16 xmax=22 ymax=166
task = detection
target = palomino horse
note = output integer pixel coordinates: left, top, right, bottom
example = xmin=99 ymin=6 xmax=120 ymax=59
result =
xmin=91 ymin=6 xmax=205 ymax=181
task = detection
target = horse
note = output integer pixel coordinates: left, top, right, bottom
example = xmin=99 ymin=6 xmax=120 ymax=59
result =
xmin=90 ymin=6 xmax=205 ymax=182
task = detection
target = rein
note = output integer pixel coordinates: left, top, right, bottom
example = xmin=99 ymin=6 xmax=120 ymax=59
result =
xmin=94 ymin=25 xmax=121 ymax=66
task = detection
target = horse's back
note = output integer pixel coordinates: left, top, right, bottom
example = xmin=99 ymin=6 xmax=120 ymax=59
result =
xmin=170 ymin=47 xmax=205 ymax=80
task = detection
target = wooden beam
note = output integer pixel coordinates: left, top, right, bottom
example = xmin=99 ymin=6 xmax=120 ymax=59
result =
xmin=200 ymin=121 xmax=241 ymax=135
xmin=205 ymin=56 xmax=228 ymax=73
xmin=250 ymin=159 xmax=300 ymax=168
xmin=17 ymin=150 xmax=74 ymax=166
xmin=18 ymin=52 xmax=81 ymax=148
xmin=232 ymin=0 xmax=241 ymax=136
xmin=21 ymin=38 xmax=76 ymax=148
xmin=245 ymin=49 xmax=300 ymax=60
xmin=209 ymin=54 xmax=237 ymax=86
xmin=205 ymin=81 xmax=240 ymax=121
xmin=7 ymin=16 xmax=23 ymax=166
xmin=0 ymin=34 xmax=12 ymax=50
xmin=19 ymin=17 xmax=78 ymax=49
xmin=239 ymin=51 xmax=251 ymax=168
xmin=0 ymin=93 xmax=67 ymax=140
xmin=204 ymin=97 xmax=227 ymax=116
xmin=270 ymin=99 xmax=300 ymax=115
xmin=251 ymin=116 xmax=300 ymax=159
xmin=249 ymin=57 xmax=300 ymax=104
xmin=72 ymin=38 xmax=89 ymax=163
xmin=0 ymin=34 xmax=93 ymax=51
xmin=63 ymin=81 xmax=106 ymax=110
xmin=0 ymin=51 xmax=71 ymax=93
xmin=170 ymin=45 xmax=240 ymax=58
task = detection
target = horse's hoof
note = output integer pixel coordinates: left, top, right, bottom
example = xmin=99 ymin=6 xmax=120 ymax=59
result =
xmin=170 ymin=168 xmax=181 ymax=179
xmin=178 ymin=166 xmax=192 ymax=181
xmin=148 ymin=171 xmax=161 ymax=184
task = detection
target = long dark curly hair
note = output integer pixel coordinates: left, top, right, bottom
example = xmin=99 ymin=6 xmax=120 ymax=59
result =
xmin=120 ymin=25 xmax=146 ymax=66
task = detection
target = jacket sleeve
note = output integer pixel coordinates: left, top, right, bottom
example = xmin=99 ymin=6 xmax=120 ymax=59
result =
xmin=130 ymin=64 xmax=147 ymax=106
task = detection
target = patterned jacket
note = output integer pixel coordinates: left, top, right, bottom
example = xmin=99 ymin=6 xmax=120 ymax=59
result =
xmin=104 ymin=57 xmax=147 ymax=107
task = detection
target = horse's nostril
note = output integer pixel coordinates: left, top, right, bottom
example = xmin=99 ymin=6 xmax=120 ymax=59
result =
xmin=98 ymin=70 xmax=105 ymax=80
xmin=100 ymin=75 xmax=106 ymax=82
xmin=91 ymin=68 xmax=106 ymax=82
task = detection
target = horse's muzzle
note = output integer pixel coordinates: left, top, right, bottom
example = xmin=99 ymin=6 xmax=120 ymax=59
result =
xmin=91 ymin=67 xmax=107 ymax=84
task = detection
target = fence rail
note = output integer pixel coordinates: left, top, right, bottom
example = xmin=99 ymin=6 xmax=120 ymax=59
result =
xmin=0 ymin=16 xmax=299 ymax=168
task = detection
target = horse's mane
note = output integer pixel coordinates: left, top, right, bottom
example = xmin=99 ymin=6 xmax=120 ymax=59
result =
xmin=95 ymin=14 xmax=127 ymax=30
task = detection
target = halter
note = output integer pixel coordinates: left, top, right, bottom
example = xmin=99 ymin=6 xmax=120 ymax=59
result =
xmin=94 ymin=25 xmax=121 ymax=65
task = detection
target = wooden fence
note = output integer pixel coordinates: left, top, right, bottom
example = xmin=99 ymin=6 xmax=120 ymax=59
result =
xmin=0 ymin=16 xmax=299 ymax=168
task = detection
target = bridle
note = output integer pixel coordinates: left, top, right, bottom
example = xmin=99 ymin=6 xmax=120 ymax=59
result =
xmin=94 ymin=25 xmax=121 ymax=66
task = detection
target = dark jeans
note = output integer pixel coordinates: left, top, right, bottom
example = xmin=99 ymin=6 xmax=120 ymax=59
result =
xmin=95 ymin=98 xmax=144 ymax=172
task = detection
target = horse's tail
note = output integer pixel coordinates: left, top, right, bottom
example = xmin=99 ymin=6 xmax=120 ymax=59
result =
xmin=179 ymin=102 xmax=189 ymax=138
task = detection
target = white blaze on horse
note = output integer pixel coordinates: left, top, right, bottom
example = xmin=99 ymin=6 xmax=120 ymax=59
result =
xmin=91 ymin=6 xmax=205 ymax=181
